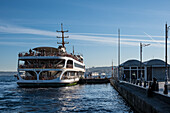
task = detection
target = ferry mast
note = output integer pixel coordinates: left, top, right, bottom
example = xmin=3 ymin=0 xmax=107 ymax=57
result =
xmin=56 ymin=23 xmax=69 ymax=47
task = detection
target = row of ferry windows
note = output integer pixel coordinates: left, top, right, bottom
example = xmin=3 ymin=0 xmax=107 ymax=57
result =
xmin=19 ymin=71 xmax=84 ymax=80
xmin=19 ymin=59 xmax=84 ymax=69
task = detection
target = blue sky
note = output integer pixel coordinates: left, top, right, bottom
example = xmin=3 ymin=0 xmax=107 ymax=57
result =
xmin=0 ymin=0 xmax=170 ymax=71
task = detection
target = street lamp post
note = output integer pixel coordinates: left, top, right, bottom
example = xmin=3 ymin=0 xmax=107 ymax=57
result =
xmin=140 ymin=42 xmax=150 ymax=86
xmin=164 ymin=23 xmax=169 ymax=94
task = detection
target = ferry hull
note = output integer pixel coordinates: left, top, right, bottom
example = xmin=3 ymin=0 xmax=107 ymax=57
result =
xmin=17 ymin=82 xmax=77 ymax=88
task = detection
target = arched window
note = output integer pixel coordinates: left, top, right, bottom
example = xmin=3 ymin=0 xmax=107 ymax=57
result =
xmin=19 ymin=71 xmax=37 ymax=80
xmin=66 ymin=60 xmax=73 ymax=68
xmin=39 ymin=71 xmax=62 ymax=80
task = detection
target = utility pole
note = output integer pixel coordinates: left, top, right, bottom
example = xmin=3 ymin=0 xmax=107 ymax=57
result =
xmin=56 ymin=23 xmax=69 ymax=47
xmin=112 ymin=60 xmax=113 ymax=79
xmin=140 ymin=42 xmax=142 ymax=85
xmin=118 ymin=29 xmax=120 ymax=81
xmin=164 ymin=23 xmax=168 ymax=94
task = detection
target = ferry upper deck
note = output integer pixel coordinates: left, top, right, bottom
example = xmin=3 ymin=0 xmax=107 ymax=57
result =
xmin=18 ymin=46 xmax=85 ymax=71
xmin=18 ymin=46 xmax=84 ymax=63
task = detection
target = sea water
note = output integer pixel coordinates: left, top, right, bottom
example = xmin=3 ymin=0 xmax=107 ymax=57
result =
xmin=0 ymin=72 xmax=134 ymax=113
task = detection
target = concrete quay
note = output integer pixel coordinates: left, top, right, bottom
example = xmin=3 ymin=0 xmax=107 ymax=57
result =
xmin=110 ymin=79 xmax=170 ymax=113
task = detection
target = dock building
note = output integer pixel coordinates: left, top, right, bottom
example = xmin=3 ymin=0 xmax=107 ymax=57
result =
xmin=115 ymin=59 xmax=170 ymax=82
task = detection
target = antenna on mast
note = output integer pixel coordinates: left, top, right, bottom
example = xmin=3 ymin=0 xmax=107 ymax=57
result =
xmin=56 ymin=23 xmax=69 ymax=47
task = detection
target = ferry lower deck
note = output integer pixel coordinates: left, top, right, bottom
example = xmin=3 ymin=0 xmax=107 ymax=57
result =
xmin=17 ymin=81 xmax=78 ymax=88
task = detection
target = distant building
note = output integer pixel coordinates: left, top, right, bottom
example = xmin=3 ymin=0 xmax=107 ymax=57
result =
xmin=115 ymin=59 xmax=170 ymax=82
xmin=100 ymin=73 xmax=106 ymax=78
xmin=91 ymin=72 xmax=99 ymax=76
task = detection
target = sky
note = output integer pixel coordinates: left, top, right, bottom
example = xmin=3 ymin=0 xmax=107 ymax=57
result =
xmin=0 ymin=0 xmax=170 ymax=71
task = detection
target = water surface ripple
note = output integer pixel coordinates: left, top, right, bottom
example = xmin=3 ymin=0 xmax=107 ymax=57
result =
xmin=0 ymin=73 xmax=134 ymax=113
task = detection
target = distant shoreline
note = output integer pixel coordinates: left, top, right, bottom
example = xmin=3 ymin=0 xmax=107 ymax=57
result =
xmin=0 ymin=71 xmax=17 ymax=73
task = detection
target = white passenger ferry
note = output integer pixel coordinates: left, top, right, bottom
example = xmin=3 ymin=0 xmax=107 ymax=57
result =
xmin=16 ymin=24 xmax=85 ymax=87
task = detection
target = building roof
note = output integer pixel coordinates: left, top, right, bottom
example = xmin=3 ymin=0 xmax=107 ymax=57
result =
xmin=143 ymin=59 xmax=166 ymax=66
xmin=120 ymin=59 xmax=144 ymax=67
xmin=120 ymin=59 xmax=168 ymax=67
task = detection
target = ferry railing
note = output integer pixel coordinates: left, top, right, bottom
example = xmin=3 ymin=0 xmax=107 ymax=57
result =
xmin=18 ymin=52 xmax=84 ymax=63
xmin=19 ymin=64 xmax=65 ymax=69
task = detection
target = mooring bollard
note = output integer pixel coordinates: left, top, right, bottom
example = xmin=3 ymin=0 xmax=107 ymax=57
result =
xmin=156 ymin=82 xmax=159 ymax=91
xmin=147 ymin=87 xmax=152 ymax=97
xmin=147 ymin=82 xmax=153 ymax=97
xmin=164 ymin=84 xmax=168 ymax=94
xmin=144 ymin=81 xmax=146 ymax=87
xmin=139 ymin=80 xmax=142 ymax=86
xmin=136 ymin=80 xmax=138 ymax=85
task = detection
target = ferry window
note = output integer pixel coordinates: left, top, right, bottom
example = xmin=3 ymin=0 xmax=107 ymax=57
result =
xmin=75 ymin=72 xmax=78 ymax=76
xmin=54 ymin=59 xmax=65 ymax=68
xmin=19 ymin=59 xmax=66 ymax=69
xmin=66 ymin=60 xmax=73 ymax=68
xmin=19 ymin=60 xmax=26 ymax=68
xmin=71 ymin=72 xmax=75 ymax=76
xmin=74 ymin=63 xmax=84 ymax=69
xmin=20 ymin=71 xmax=37 ymax=80
xmin=53 ymin=71 xmax=62 ymax=79
xmin=61 ymin=72 xmax=68 ymax=80
xmin=39 ymin=71 xmax=62 ymax=80
xmin=61 ymin=71 xmax=77 ymax=80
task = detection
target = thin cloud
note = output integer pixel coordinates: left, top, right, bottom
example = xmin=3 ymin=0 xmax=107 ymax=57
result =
xmin=0 ymin=37 xmax=55 ymax=41
xmin=0 ymin=41 xmax=41 ymax=46
xmin=0 ymin=24 xmax=166 ymax=47
xmin=70 ymin=34 xmax=165 ymax=47
xmin=71 ymin=33 xmax=164 ymax=38
xmin=0 ymin=25 xmax=57 ymax=36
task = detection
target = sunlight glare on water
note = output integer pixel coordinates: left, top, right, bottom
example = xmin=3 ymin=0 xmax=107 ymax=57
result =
xmin=0 ymin=73 xmax=134 ymax=113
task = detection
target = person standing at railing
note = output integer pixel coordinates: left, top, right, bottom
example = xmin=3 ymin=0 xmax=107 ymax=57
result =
xmin=29 ymin=49 xmax=32 ymax=55
xmin=151 ymin=78 xmax=158 ymax=91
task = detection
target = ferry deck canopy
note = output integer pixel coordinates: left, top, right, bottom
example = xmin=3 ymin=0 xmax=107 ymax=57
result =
xmin=33 ymin=47 xmax=58 ymax=52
